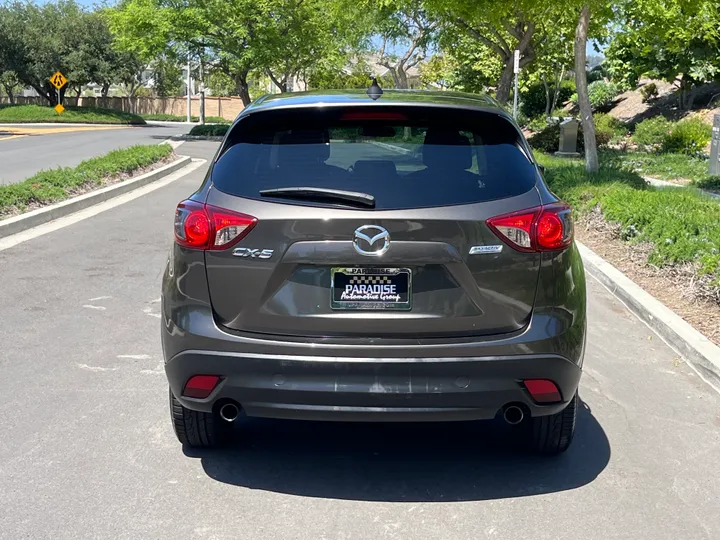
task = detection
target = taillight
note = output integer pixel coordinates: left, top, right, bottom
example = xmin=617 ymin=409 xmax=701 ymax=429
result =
xmin=524 ymin=379 xmax=562 ymax=403
xmin=183 ymin=375 xmax=220 ymax=399
xmin=174 ymin=200 xmax=257 ymax=250
xmin=487 ymin=203 xmax=573 ymax=252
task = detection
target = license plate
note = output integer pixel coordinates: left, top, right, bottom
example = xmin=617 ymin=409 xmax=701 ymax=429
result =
xmin=331 ymin=268 xmax=412 ymax=310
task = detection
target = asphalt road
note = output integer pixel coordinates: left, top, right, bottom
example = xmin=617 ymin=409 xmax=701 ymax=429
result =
xmin=1 ymin=141 xmax=719 ymax=540
xmin=0 ymin=123 xmax=185 ymax=185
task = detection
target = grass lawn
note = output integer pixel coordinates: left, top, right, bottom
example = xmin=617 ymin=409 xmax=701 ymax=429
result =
xmin=537 ymin=151 xmax=720 ymax=286
xmin=599 ymin=150 xmax=711 ymax=182
xmin=142 ymin=113 xmax=230 ymax=123
xmin=0 ymin=144 xmax=173 ymax=217
xmin=0 ymin=104 xmax=146 ymax=125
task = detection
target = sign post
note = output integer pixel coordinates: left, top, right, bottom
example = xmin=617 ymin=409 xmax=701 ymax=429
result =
xmin=49 ymin=71 xmax=67 ymax=114
xmin=710 ymin=114 xmax=720 ymax=176
xmin=513 ymin=50 xmax=520 ymax=120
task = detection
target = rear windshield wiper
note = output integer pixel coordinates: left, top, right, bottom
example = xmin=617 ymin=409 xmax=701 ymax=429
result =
xmin=259 ymin=187 xmax=376 ymax=208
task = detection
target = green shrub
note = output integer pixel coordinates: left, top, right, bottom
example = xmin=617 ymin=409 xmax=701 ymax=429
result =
xmin=594 ymin=113 xmax=628 ymax=147
xmin=0 ymin=144 xmax=173 ymax=215
xmin=514 ymin=110 xmax=529 ymax=128
xmin=189 ymin=124 xmax=229 ymax=137
xmin=692 ymin=176 xmax=720 ymax=191
xmin=632 ymin=117 xmax=672 ymax=150
xmin=527 ymin=115 xmax=549 ymax=132
xmin=588 ymin=80 xmax=620 ymax=110
xmin=570 ymin=81 xmax=620 ymax=111
xmin=639 ymin=82 xmax=659 ymax=103
xmin=520 ymin=80 xmax=575 ymax=118
xmin=527 ymin=122 xmax=584 ymax=153
xmin=661 ymin=117 xmax=712 ymax=155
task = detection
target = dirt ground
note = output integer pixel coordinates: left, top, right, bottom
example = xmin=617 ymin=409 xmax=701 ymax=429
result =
xmin=608 ymin=79 xmax=720 ymax=126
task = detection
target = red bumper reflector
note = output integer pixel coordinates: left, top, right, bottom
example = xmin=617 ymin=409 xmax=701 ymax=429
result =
xmin=183 ymin=375 xmax=220 ymax=399
xmin=524 ymin=379 xmax=562 ymax=403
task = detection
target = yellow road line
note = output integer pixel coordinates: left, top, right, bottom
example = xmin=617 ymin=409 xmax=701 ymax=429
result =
xmin=0 ymin=134 xmax=28 ymax=141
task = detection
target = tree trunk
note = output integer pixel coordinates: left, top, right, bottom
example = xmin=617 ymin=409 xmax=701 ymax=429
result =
xmin=2 ymin=84 xmax=15 ymax=104
xmin=679 ymin=78 xmax=696 ymax=110
xmin=234 ymin=71 xmax=251 ymax=106
xmin=542 ymin=76 xmax=551 ymax=116
xmin=574 ymin=4 xmax=598 ymax=173
xmin=396 ymin=67 xmax=409 ymax=89
xmin=495 ymin=60 xmax=515 ymax=105
xmin=101 ymin=83 xmax=110 ymax=99
xmin=385 ymin=66 xmax=401 ymax=88
xmin=550 ymin=66 xmax=565 ymax=116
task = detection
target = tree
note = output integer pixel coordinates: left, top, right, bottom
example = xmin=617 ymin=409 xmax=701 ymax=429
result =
xmin=522 ymin=21 xmax=575 ymax=117
xmin=0 ymin=1 xmax=128 ymax=105
xmin=152 ymin=55 xmax=183 ymax=97
xmin=307 ymin=59 xmax=392 ymax=90
xmin=575 ymin=4 xmax=599 ymax=172
xmin=370 ymin=0 xmax=437 ymax=89
xmin=258 ymin=0 xmax=342 ymax=92
xmin=423 ymin=29 xmax=504 ymax=93
xmin=425 ymin=0 xmax=552 ymax=104
xmin=108 ymin=0 xmax=358 ymax=105
xmin=605 ymin=0 xmax=720 ymax=110
xmin=0 ymin=71 xmax=21 ymax=103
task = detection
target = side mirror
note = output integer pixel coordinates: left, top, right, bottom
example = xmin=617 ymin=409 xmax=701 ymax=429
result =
xmin=537 ymin=164 xmax=546 ymax=174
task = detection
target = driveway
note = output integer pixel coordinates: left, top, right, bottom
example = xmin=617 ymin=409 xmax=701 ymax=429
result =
xmin=0 ymin=141 xmax=718 ymax=539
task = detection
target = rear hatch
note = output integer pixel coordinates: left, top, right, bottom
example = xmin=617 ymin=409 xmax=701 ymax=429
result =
xmin=202 ymin=105 xmax=544 ymax=338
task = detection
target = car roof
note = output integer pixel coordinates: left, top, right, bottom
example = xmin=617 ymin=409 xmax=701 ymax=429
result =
xmin=241 ymin=89 xmax=507 ymax=117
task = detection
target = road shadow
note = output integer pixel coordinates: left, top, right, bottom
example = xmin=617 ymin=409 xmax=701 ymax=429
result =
xmin=185 ymin=399 xmax=610 ymax=502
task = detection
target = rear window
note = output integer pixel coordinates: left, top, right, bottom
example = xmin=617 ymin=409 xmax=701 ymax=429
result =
xmin=212 ymin=107 xmax=537 ymax=210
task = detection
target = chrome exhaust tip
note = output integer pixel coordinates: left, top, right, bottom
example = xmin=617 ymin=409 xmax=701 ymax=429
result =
xmin=219 ymin=403 xmax=240 ymax=423
xmin=503 ymin=405 xmax=524 ymax=425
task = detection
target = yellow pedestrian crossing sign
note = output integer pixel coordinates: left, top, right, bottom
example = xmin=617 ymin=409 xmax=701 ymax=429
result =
xmin=54 ymin=104 xmax=65 ymax=114
xmin=49 ymin=71 xmax=67 ymax=89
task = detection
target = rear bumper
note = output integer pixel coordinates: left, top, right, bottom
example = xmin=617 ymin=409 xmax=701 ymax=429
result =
xmin=166 ymin=350 xmax=582 ymax=421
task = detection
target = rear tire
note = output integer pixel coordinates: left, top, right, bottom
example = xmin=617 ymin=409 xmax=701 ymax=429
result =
xmin=527 ymin=392 xmax=578 ymax=455
xmin=169 ymin=388 xmax=225 ymax=448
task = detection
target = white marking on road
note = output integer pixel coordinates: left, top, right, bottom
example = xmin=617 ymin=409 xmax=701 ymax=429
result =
xmin=160 ymin=137 xmax=185 ymax=150
xmin=77 ymin=363 xmax=118 ymax=372
xmin=89 ymin=295 xmax=112 ymax=301
xmin=143 ymin=306 xmax=162 ymax=318
xmin=82 ymin=304 xmax=106 ymax=311
xmin=0 ymin=159 xmax=206 ymax=253
xmin=117 ymin=354 xmax=151 ymax=360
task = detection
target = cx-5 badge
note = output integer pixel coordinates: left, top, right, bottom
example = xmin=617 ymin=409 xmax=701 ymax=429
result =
xmin=233 ymin=248 xmax=274 ymax=259
xmin=353 ymin=225 xmax=390 ymax=256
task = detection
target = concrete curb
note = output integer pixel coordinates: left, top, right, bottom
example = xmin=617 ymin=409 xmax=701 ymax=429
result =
xmin=0 ymin=156 xmax=191 ymax=239
xmin=578 ymin=241 xmax=720 ymax=392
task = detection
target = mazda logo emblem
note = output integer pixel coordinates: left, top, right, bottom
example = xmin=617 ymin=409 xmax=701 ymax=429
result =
xmin=353 ymin=225 xmax=390 ymax=256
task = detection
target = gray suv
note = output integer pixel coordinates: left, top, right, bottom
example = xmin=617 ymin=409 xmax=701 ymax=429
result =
xmin=162 ymin=90 xmax=586 ymax=455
